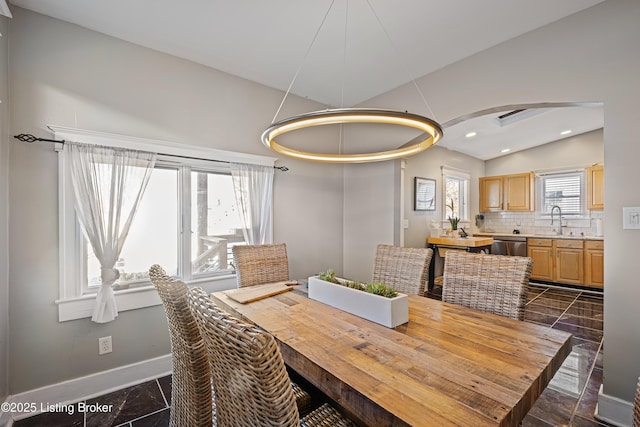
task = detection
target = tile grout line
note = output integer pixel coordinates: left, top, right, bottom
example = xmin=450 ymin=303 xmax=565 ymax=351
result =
xmin=526 ymin=286 xmax=549 ymax=306
xmin=121 ymin=407 xmax=168 ymax=426
xmin=568 ymin=337 xmax=605 ymax=426
xmin=551 ymin=291 xmax=604 ymax=344
xmin=549 ymin=291 xmax=582 ymax=329
xmin=156 ymin=377 xmax=169 ymax=408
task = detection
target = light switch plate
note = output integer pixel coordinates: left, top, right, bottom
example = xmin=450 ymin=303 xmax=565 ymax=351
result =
xmin=623 ymin=207 xmax=640 ymax=229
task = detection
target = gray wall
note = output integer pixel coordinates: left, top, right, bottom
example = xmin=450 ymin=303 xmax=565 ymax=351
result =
xmin=343 ymin=161 xmax=398 ymax=283
xmin=403 ymin=145 xmax=485 ymax=247
xmin=365 ymin=0 xmax=640 ymax=407
xmin=8 ymin=7 xmax=343 ymax=393
xmin=1 ymin=15 xmax=9 ymax=402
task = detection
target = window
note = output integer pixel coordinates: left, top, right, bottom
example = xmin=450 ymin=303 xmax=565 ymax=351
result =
xmin=84 ymin=165 xmax=243 ymax=292
xmin=56 ymin=126 xmax=275 ymax=321
xmin=538 ymin=171 xmax=586 ymax=217
xmin=441 ymin=166 xmax=470 ymax=222
xmin=190 ymin=170 xmax=245 ymax=277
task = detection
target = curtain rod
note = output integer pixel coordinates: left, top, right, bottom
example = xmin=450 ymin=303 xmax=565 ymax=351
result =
xmin=13 ymin=133 xmax=289 ymax=172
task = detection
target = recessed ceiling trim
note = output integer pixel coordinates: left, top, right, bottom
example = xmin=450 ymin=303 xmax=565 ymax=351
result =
xmin=442 ymin=101 xmax=603 ymax=129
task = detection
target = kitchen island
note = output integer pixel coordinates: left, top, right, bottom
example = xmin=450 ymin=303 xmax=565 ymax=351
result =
xmin=426 ymin=236 xmax=493 ymax=291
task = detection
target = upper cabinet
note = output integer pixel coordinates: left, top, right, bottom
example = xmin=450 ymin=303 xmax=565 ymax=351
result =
xmin=479 ymin=172 xmax=534 ymax=212
xmin=479 ymin=176 xmax=503 ymax=211
xmin=587 ymin=165 xmax=604 ymax=210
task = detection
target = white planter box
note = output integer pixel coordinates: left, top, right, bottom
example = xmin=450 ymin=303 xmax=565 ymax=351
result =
xmin=307 ymin=276 xmax=409 ymax=328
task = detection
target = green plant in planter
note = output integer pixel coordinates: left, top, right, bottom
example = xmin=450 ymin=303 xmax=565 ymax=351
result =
xmin=364 ymin=282 xmax=398 ymax=298
xmin=318 ymin=269 xmax=340 ymax=284
xmin=317 ymin=269 xmax=399 ymax=298
xmin=446 ymin=198 xmax=460 ymax=231
xmin=342 ymin=280 xmax=365 ymax=291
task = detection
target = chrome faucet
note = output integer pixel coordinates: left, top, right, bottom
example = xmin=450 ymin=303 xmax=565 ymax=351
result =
xmin=550 ymin=205 xmax=563 ymax=235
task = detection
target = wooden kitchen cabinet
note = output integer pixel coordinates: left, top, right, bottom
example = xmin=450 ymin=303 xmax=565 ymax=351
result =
xmin=528 ymin=238 xmax=554 ymax=281
xmin=587 ymin=165 xmax=604 ymax=210
xmin=584 ymin=240 xmax=604 ymax=288
xmin=555 ymin=240 xmax=584 ymax=285
xmin=479 ymin=172 xmax=534 ymax=212
xmin=528 ymin=238 xmax=603 ymax=288
xmin=479 ymin=176 xmax=503 ymax=211
xmin=504 ymin=173 xmax=534 ymax=211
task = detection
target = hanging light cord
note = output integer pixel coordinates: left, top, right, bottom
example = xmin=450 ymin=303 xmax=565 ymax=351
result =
xmin=271 ymin=0 xmax=438 ymax=124
xmin=271 ymin=0 xmax=336 ymax=124
xmin=338 ymin=0 xmax=350 ymax=155
xmin=363 ymin=0 xmax=437 ymax=121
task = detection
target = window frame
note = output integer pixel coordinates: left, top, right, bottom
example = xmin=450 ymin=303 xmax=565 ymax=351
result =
xmin=54 ymin=126 xmax=276 ymax=322
xmin=536 ymin=170 xmax=587 ymax=219
xmin=441 ymin=166 xmax=471 ymax=224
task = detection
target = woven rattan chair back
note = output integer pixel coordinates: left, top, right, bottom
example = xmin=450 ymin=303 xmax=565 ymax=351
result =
xmin=188 ymin=287 xmax=300 ymax=427
xmin=372 ymin=245 xmax=433 ymax=296
xmin=232 ymin=243 xmax=290 ymax=288
xmin=148 ymin=264 xmax=214 ymax=426
xmin=441 ymin=251 xmax=533 ymax=321
xmin=634 ymin=377 xmax=640 ymax=427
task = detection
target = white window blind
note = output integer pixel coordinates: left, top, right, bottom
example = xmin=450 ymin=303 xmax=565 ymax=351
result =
xmin=540 ymin=171 xmax=585 ymax=215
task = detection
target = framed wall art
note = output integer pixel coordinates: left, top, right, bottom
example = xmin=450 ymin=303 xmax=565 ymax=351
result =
xmin=414 ymin=177 xmax=436 ymax=211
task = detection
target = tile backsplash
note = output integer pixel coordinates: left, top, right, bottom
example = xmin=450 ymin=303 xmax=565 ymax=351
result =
xmin=479 ymin=210 xmax=605 ymax=237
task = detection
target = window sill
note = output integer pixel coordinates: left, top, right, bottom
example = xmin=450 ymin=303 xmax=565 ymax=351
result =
xmin=56 ymin=274 xmax=238 ymax=322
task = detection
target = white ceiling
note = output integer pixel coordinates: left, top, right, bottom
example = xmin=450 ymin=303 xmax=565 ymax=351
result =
xmin=440 ymin=103 xmax=604 ymax=160
xmin=7 ymin=0 xmax=606 ymax=160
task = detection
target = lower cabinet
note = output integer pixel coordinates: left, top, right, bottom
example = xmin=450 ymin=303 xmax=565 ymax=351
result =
xmin=528 ymin=239 xmax=554 ymax=281
xmin=584 ymin=240 xmax=604 ymax=288
xmin=555 ymin=240 xmax=584 ymax=285
xmin=527 ymin=238 xmax=603 ymax=288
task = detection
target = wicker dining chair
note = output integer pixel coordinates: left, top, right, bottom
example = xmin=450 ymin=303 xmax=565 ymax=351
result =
xmin=149 ymin=264 xmax=214 ymax=427
xmin=232 ymin=243 xmax=290 ymax=288
xmin=187 ymin=286 xmax=355 ymax=427
xmin=372 ymin=244 xmax=433 ymax=296
xmin=634 ymin=376 xmax=640 ymax=427
xmin=441 ymin=251 xmax=533 ymax=321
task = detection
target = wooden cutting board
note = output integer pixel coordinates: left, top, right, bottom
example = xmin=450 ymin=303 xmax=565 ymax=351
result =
xmin=223 ymin=282 xmax=294 ymax=304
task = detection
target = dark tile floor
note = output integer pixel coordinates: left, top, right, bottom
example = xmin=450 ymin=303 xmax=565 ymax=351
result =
xmin=523 ymin=284 xmax=608 ymax=427
xmin=14 ymin=283 xmax=608 ymax=427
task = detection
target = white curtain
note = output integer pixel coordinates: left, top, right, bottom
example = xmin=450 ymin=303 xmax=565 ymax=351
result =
xmin=230 ymin=163 xmax=274 ymax=245
xmin=66 ymin=142 xmax=156 ymax=323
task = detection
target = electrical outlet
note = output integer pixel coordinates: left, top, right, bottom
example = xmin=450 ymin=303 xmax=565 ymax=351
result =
xmin=98 ymin=336 xmax=112 ymax=355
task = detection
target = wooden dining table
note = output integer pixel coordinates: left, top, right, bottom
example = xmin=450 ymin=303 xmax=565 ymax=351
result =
xmin=211 ymin=284 xmax=572 ymax=427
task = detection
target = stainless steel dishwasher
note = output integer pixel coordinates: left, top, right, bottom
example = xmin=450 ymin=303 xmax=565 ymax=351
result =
xmin=490 ymin=235 xmax=528 ymax=256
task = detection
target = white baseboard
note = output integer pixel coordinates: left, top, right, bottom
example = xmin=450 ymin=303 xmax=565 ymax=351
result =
xmin=0 ymin=354 xmax=171 ymax=426
xmin=595 ymin=384 xmax=633 ymax=427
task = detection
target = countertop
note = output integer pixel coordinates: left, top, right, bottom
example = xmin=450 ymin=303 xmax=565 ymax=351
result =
xmin=475 ymin=232 xmax=604 ymax=241
xmin=427 ymin=236 xmax=494 ymax=247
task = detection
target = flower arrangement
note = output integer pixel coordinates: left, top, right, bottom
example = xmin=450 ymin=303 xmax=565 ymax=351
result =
xmin=446 ymin=198 xmax=460 ymax=231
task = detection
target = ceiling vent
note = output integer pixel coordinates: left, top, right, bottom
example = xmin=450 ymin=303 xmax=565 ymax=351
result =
xmin=494 ymin=108 xmax=549 ymax=127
